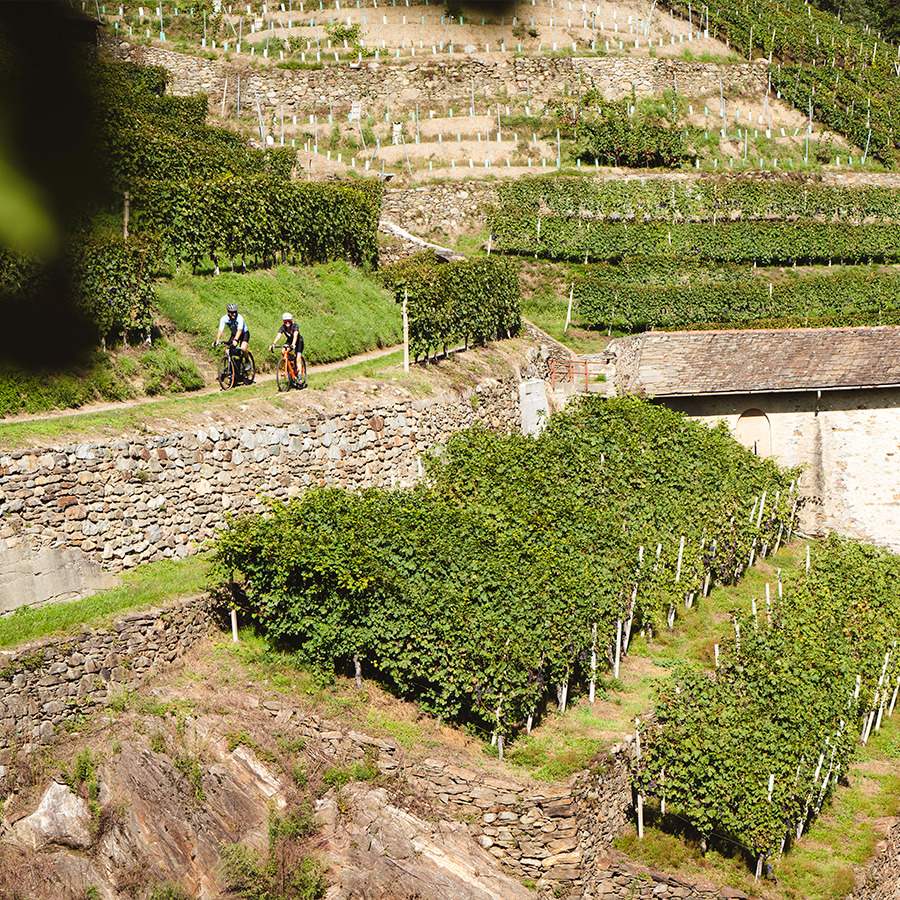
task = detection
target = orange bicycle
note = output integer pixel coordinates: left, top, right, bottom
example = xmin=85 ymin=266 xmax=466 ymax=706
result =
xmin=274 ymin=344 xmax=307 ymax=391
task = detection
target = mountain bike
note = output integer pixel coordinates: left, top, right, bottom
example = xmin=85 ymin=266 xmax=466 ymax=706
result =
xmin=214 ymin=341 xmax=256 ymax=390
xmin=273 ymin=344 xmax=307 ymax=392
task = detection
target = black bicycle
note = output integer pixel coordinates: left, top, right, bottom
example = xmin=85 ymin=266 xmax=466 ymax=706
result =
xmin=214 ymin=341 xmax=256 ymax=390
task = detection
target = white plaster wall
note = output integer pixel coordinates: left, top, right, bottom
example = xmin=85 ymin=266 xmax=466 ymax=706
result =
xmin=664 ymin=389 xmax=900 ymax=552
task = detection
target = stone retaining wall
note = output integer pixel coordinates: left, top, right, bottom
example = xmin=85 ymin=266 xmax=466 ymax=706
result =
xmin=0 ymin=380 xmax=519 ymax=583
xmin=0 ymin=597 xmax=210 ymax=752
xmin=264 ymin=699 xmax=634 ymax=893
xmin=382 ymin=181 xmax=498 ymax=235
xmin=123 ymin=43 xmax=767 ymax=124
xmin=262 ymin=698 xmax=754 ymax=898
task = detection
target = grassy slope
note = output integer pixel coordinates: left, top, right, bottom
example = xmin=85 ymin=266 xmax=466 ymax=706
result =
xmin=155 ymin=261 xmax=402 ymax=367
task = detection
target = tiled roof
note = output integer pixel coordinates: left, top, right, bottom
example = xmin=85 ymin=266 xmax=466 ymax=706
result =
xmin=609 ymin=326 xmax=900 ymax=397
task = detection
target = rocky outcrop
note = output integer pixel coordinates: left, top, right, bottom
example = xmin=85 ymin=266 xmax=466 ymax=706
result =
xmin=1 ymin=733 xmax=282 ymax=900
xmin=11 ymin=781 xmax=92 ymax=851
xmin=316 ymin=784 xmax=536 ymax=900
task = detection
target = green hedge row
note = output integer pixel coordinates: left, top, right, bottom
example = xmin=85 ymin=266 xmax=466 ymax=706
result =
xmin=491 ymin=177 xmax=900 ymax=225
xmin=493 ymin=218 xmax=900 ymax=264
xmin=576 ymin=265 xmax=900 ymax=330
xmin=381 ymin=252 xmax=521 ymax=360
xmin=0 ymin=234 xmax=159 ymax=345
xmin=637 ymin=535 xmax=900 ymax=861
xmin=131 ymin=176 xmax=382 ymax=271
xmin=213 ymin=396 xmax=794 ymax=743
xmin=662 ymin=0 xmax=900 ymax=164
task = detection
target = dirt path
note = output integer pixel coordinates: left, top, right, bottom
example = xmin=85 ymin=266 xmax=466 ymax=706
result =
xmin=4 ymin=343 xmax=404 ymax=426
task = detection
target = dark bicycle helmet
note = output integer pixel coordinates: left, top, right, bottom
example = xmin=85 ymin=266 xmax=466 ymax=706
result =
xmin=227 ymin=303 xmax=238 ymax=314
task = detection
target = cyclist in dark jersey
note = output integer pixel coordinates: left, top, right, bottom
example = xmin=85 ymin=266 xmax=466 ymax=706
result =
xmin=269 ymin=312 xmax=305 ymax=387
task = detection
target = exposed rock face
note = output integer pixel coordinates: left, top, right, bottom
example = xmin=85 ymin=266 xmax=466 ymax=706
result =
xmin=95 ymin=743 xmax=277 ymax=899
xmin=315 ymin=784 xmax=536 ymax=900
xmin=11 ymin=781 xmax=92 ymax=850
xmin=1 ymin=729 xmax=280 ymax=900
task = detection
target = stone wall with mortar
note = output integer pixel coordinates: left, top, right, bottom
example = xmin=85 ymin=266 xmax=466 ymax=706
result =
xmin=0 ymin=597 xmax=210 ymax=752
xmin=660 ymin=388 xmax=900 ymax=554
xmin=0 ymin=380 xmax=520 ymax=587
xmin=122 ymin=43 xmax=767 ymax=124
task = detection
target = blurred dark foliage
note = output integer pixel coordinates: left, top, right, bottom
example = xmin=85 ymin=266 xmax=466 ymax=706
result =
xmin=0 ymin=2 xmax=105 ymax=368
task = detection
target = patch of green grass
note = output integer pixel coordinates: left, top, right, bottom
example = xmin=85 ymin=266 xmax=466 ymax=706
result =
xmin=173 ymin=750 xmax=205 ymax=803
xmin=506 ymin=728 xmax=606 ymax=782
xmin=322 ymin=754 xmax=379 ymax=787
xmin=0 ymin=352 xmax=135 ymax=418
xmin=0 ymin=554 xmax=210 ymax=649
xmin=364 ymin=709 xmax=423 ymax=749
xmin=139 ymin=345 xmax=204 ymax=395
xmin=155 ymin=261 xmax=402 ymax=367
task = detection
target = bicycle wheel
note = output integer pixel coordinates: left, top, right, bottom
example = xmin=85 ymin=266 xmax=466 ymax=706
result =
xmin=218 ymin=354 xmax=235 ymax=391
xmin=276 ymin=354 xmax=292 ymax=392
xmin=243 ymin=351 xmax=256 ymax=385
xmin=298 ymin=353 xmax=307 ymax=388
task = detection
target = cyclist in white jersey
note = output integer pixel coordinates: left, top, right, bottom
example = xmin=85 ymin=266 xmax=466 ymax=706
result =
xmin=215 ymin=303 xmax=251 ymax=369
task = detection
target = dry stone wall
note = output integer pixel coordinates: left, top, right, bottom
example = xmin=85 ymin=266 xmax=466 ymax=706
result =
xmin=123 ymin=43 xmax=767 ymax=123
xmin=0 ymin=381 xmax=519 ymax=582
xmin=260 ymin=697 xmax=634 ymax=893
xmin=381 ymin=181 xmax=498 ymax=235
xmin=0 ymin=597 xmax=210 ymax=754
xmin=266 ymin=696 xmax=754 ymax=898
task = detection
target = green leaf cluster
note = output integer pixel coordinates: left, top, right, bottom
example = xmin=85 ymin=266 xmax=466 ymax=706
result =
xmin=131 ymin=176 xmax=382 ymax=272
xmin=380 ymin=252 xmax=521 ymax=360
xmin=492 ymin=177 xmax=900 ymax=225
xmin=488 ymin=178 xmax=900 ymax=265
xmin=571 ymin=101 xmax=689 ymax=168
xmin=213 ymin=396 xmax=795 ymax=740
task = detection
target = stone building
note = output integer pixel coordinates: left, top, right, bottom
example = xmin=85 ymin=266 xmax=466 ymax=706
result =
xmin=605 ymin=326 xmax=900 ymax=551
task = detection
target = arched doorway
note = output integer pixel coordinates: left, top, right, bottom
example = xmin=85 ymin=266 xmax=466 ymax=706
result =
xmin=735 ymin=409 xmax=771 ymax=457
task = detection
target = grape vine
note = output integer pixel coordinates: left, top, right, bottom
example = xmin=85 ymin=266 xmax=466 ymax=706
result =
xmin=213 ymin=396 xmax=796 ymax=748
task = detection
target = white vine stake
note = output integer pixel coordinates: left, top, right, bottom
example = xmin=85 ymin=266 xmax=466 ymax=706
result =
xmin=675 ymin=535 xmax=685 ymax=582
xmin=635 ymin=718 xmax=644 ymax=839
xmin=589 ymin=622 xmax=597 ymax=703
xmin=756 ymin=489 xmax=766 ymax=528
xmin=614 ymin=619 xmax=622 ymax=678
xmin=714 ymin=643 xmax=719 ymax=667
xmin=751 ymin=597 xmax=758 ymax=631
xmin=773 ymin=522 xmax=784 ymax=555
xmin=768 ymin=773 xmax=775 ymax=802
xmin=765 ymin=583 xmax=772 ymax=626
